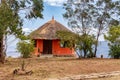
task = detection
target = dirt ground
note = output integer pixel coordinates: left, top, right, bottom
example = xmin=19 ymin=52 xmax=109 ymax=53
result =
xmin=0 ymin=57 xmax=120 ymax=80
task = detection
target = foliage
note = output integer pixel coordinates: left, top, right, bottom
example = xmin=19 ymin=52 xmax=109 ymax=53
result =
xmin=0 ymin=2 xmax=21 ymax=37
xmin=63 ymin=0 xmax=96 ymax=58
xmin=92 ymin=0 xmax=120 ymax=56
xmin=0 ymin=1 xmax=21 ymax=63
xmin=104 ymin=26 xmax=120 ymax=43
xmin=63 ymin=0 xmax=93 ymax=34
xmin=56 ymin=31 xmax=96 ymax=58
xmin=17 ymin=40 xmax=34 ymax=58
xmin=109 ymin=44 xmax=120 ymax=59
xmin=0 ymin=0 xmax=43 ymax=63
xmin=78 ymin=34 xmax=96 ymax=58
xmin=63 ymin=0 xmax=120 ymax=57
xmin=105 ymin=25 xmax=120 ymax=59
xmin=0 ymin=0 xmax=43 ymax=38
xmin=4 ymin=0 xmax=44 ymax=19
xmin=56 ymin=31 xmax=78 ymax=49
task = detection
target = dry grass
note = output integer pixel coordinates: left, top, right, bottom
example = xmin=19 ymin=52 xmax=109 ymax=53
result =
xmin=0 ymin=57 xmax=120 ymax=80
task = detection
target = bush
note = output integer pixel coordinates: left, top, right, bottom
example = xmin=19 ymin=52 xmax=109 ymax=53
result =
xmin=17 ymin=40 xmax=34 ymax=58
xmin=109 ymin=44 xmax=120 ymax=59
xmin=105 ymin=25 xmax=120 ymax=59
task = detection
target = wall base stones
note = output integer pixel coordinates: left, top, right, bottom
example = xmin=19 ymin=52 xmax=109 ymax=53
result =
xmin=48 ymin=71 xmax=120 ymax=80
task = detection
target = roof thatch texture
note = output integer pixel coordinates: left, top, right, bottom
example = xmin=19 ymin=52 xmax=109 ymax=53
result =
xmin=30 ymin=18 xmax=70 ymax=40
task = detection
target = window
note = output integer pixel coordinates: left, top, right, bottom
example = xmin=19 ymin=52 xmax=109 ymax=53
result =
xmin=33 ymin=40 xmax=37 ymax=47
xmin=60 ymin=41 xmax=68 ymax=48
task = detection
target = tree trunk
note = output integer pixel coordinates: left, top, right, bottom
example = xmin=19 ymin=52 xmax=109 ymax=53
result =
xmin=83 ymin=48 xmax=87 ymax=58
xmin=94 ymin=24 xmax=102 ymax=57
xmin=0 ymin=36 xmax=5 ymax=64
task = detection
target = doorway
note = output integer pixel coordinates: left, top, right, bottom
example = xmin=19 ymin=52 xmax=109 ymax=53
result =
xmin=43 ymin=40 xmax=52 ymax=54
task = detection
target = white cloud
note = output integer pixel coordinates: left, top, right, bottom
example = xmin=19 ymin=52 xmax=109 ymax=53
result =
xmin=22 ymin=28 xmax=31 ymax=32
xmin=44 ymin=0 xmax=67 ymax=6
xmin=22 ymin=28 xmax=35 ymax=34
xmin=74 ymin=0 xmax=81 ymax=4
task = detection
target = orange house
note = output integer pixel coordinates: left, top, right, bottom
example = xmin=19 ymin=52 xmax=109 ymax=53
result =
xmin=30 ymin=17 xmax=75 ymax=56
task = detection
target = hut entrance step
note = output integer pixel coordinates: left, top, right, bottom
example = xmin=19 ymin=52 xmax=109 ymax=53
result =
xmin=40 ymin=54 xmax=53 ymax=58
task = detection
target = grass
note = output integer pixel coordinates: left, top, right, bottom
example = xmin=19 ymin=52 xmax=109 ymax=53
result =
xmin=0 ymin=57 xmax=120 ymax=80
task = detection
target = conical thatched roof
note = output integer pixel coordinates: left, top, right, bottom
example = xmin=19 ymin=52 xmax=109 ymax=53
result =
xmin=30 ymin=17 xmax=70 ymax=40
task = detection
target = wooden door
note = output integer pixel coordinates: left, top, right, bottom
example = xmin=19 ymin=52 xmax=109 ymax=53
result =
xmin=43 ymin=40 xmax=52 ymax=54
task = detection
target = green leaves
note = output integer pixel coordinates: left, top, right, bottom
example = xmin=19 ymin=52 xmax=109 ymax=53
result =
xmin=0 ymin=0 xmax=43 ymax=38
xmin=0 ymin=1 xmax=19 ymax=35
xmin=78 ymin=34 xmax=95 ymax=58
xmin=64 ymin=0 xmax=120 ymax=57
xmin=56 ymin=31 xmax=77 ymax=49
xmin=0 ymin=0 xmax=43 ymax=62
xmin=109 ymin=44 xmax=120 ymax=59
xmin=56 ymin=31 xmax=96 ymax=58
xmin=104 ymin=25 xmax=120 ymax=43
xmin=17 ymin=40 xmax=34 ymax=58
xmin=8 ymin=0 xmax=44 ymax=19
xmin=105 ymin=25 xmax=120 ymax=59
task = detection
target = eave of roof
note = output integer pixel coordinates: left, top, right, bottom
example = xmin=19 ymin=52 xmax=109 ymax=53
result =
xmin=30 ymin=17 xmax=71 ymax=40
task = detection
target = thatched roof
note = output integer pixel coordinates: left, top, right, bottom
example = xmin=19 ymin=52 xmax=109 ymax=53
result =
xmin=30 ymin=17 xmax=70 ymax=40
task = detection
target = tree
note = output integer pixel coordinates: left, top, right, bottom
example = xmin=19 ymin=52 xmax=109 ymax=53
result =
xmin=78 ymin=34 xmax=95 ymax=58
xmin=56 ymin=30 xmax=80 ymax=57
xmin=105 ymin=25 xmax=120 ymax=59
xmin=63 ymin=0 xmax=97 ymax=57
xmin=17 ymin=40 xmax=34 ymax=58
xmin=63 ymin=0 xmax=93 ymax=34
xmin=56 ymin=31 xmax=77 ymax=49
xmin=63 ymin=0 xmax=120 ymax=57
xmin=92 ymin=0 xmax=120 ymax=57
xmin=56 ymin=31 xmax=95 ymax=58
xmin=109 ymin=44 xmax=120 ymax=59
xmin=0 ymin=0 xmax=43 ymax=63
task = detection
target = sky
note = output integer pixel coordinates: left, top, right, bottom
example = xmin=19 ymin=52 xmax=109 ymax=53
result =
xmin=22 ymin=0 xmax=68 ymax=33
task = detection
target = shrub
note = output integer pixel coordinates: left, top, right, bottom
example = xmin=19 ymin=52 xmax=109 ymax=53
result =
xmin=109 ymin=44 xmax=120 ymax=59
xmin=17 ymin=40 xmax=34 ymax=58
xmin=105 ymin=25 xmax=120 ymax=59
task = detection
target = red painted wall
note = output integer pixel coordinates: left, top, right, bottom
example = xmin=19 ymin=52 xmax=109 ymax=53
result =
xmin=34 ymin=39 xmax=75 ymax=56
xmin=34 ymin=39 xmax=43 ymax=55
xmin=52 ymin=40 xmax=74 ymax=56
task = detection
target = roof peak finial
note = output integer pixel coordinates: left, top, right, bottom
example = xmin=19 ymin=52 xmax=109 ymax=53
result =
xmin=52 ymin=16 xmax=54 ymax=20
